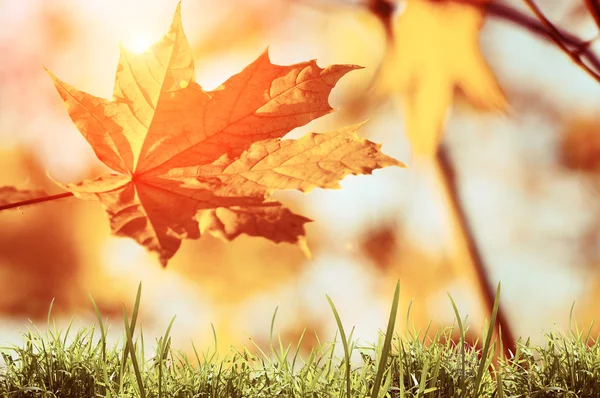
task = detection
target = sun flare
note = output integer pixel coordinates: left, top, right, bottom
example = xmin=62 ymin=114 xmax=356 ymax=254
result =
xmin=124 ymin=34 xmax=152 ymax=54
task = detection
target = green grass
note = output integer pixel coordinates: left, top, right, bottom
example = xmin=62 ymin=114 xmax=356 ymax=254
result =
xmin=1 ymin=282 xmax=600 ymax=397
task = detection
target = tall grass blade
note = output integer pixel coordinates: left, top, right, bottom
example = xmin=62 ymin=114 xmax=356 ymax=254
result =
xmin=89 ymin=294 xmax=107 ymax=362
xmin=448 ymin=293 xmax=466 ymax=398
xmin=291 ymin=328 xmax=307 ymax=371
xmin=157 ymin=315 xmax=176 ymax=398
xmin=121 ymin=282 xmax=142 ymax=370
xmin=474 ymin=282 xmax=501 ymax=396
xmin=416 ymin=356 xmax=430 ymax=398
xmin=327 ymin=295 xmax=352 ymax=398
xmin=370 ymin=281 xmax=400 ymax=398
xmin=122 ymin=305 xmax=146 ymax=398
xmin=46 ymin=298 xmax=55 ymax=327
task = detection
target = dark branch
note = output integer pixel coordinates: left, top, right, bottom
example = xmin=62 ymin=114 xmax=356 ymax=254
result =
xmin=0 ymin=192 xmax=74 ymax=212
xmin=522 ymin=0 xmax=600 ymax=83
xmin=437 ymin=145 xmax=516 ymax=355
xmin=584 ymin=0 xmax=600 ymax=31
xmin=287 ymin=0 xmax=600 ymax=81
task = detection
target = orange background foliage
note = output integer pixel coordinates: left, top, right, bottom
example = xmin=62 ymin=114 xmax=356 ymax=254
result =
xmin=1 ymin=0 xmax=600 ymax=358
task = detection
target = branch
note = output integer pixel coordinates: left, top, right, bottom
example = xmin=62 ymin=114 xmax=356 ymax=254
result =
xmin=449 ymin=0 xmax=600 ymax=78
xmin=0 ymin=192 xmax=74 ymax=212
xmin=522 ymin=0 xmax=600 ymax=84
xmin=287 ymin=0 xmax=600 ymax=82
xmin=584 ymin=0 xmax=600 ymax=31
xmin=436 ymin=145 xmax=516 ymax=356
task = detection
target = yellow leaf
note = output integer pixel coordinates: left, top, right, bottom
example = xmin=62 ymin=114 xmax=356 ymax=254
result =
xmin=169 ymin=123 xmax=404 ymax=195
xmin=379 ymin=0 xmax=507 ymax=158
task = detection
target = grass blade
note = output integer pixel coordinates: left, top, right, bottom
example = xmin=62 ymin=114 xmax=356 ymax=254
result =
xmin=448 ymin=293 xmax=466 ymax=397
xmin=474 ymin=282 xmax=501 ymax=396
xmin=121 ymin=282 xmax=142 ymax=370
xmin=89 ymin=294 xmax=107 ymax=362
xmin=122 ymin=305 xmax=146 ymax=398
xmin=327 ymin=295 xmax=352 ymax=398
xmin=118 ymin=282 xmax=143 ymax=396
xmin=158 ymin=315 xmax=176 ymax=398
xmin=370 ymin=281 xmax=400 ymax=398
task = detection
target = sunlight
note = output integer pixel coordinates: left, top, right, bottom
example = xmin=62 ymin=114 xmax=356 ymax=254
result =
xmin=123 ymin=34 xmax=152 ymax=54
xmin=101 ymin=237 xmax=153 ymax=274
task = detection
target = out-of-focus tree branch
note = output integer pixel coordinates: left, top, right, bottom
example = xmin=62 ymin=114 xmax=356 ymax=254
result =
xmin=522 ymin=0 xmax=600 ymax=84
xmin=584 ymin=0 xmax=600 ymax=31
xmin=484 ymin=1 xmax=600 ymax=76
xmin=287 ymin=0 xmax=600 ymax=356
xmin=289 ymin=0 xmax=600 ymax=79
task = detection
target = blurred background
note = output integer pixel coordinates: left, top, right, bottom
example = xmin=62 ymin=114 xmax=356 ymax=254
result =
xmin=1 ymin=0 xmax=600 ymax=358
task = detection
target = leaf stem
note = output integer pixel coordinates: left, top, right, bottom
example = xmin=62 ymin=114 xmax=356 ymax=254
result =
xmin=0 ymin=192 xmax=74 ymax=212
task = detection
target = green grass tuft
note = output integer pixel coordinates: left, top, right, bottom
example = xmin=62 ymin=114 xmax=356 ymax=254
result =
xmin=2 ymin=282 xmax=600 ymax=397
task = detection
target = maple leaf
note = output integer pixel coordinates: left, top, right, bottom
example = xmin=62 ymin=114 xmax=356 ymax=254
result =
xmin=378 ymin=0 xmax=506 ymax=158
xmin=47 ymin=2 xmax=403 ymax=266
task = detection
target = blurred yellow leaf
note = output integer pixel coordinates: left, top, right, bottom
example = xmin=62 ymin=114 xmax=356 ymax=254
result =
xmin=378 ymin=0 xmax=507 ymax=158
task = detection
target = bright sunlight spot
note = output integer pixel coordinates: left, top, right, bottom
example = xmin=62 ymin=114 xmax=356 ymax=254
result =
xmin=101 ymin=237 xmax=153 ymax=275
xmin=123 ymin=34 xmax=152 ymax=54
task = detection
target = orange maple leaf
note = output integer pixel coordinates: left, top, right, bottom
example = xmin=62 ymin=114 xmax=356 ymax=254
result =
xmin=47 ymin=3 xmax=404 ymax=266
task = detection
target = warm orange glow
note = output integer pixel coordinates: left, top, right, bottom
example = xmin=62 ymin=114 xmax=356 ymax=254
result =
xmin=2 ymin=0 xmax=600 ymax=361
xmin=46 ymin=4 xmax=402 ymax=267
xmin=123 ymin=34 xmax=152 ymax=54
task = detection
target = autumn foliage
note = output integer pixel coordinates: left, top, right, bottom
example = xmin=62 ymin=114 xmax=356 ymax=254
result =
xmin=377 ymin=0 xmax=506 ymax=158
xmin=2 ymin=3 xmax=403 ymax=267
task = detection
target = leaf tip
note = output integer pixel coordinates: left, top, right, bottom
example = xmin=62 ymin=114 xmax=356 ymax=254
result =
xmin=44 ymin=66 xmax=58 ymax=81
xmin=159 ymin=257 xmax=169 ymax=268
xmin=395 ymin=159 xmax=408 ymax=168
xmin=298 ymin=237 xmax=312 ymax=260
xmin=171 ymin=1 xmax=184 ymax=27
xmin=153 ymin=248 xmax=172 ymax=268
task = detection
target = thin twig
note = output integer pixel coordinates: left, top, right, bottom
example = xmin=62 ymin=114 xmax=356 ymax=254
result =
xmin=0 ymin=192 xmax=74 ymax=212
xmin=287 ymin=0 xmax=600 ymax=82
xmin=485 ymin=0 xmax=600 ymax=72
xmin=447 ymin=0 xmax=600 ymax=76
xmin=523 ymin=0 xmax=600 ymax=84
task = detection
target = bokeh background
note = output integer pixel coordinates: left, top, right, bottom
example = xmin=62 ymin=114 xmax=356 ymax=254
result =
xmin=1 ymin=0 xmax=600 ymax=358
